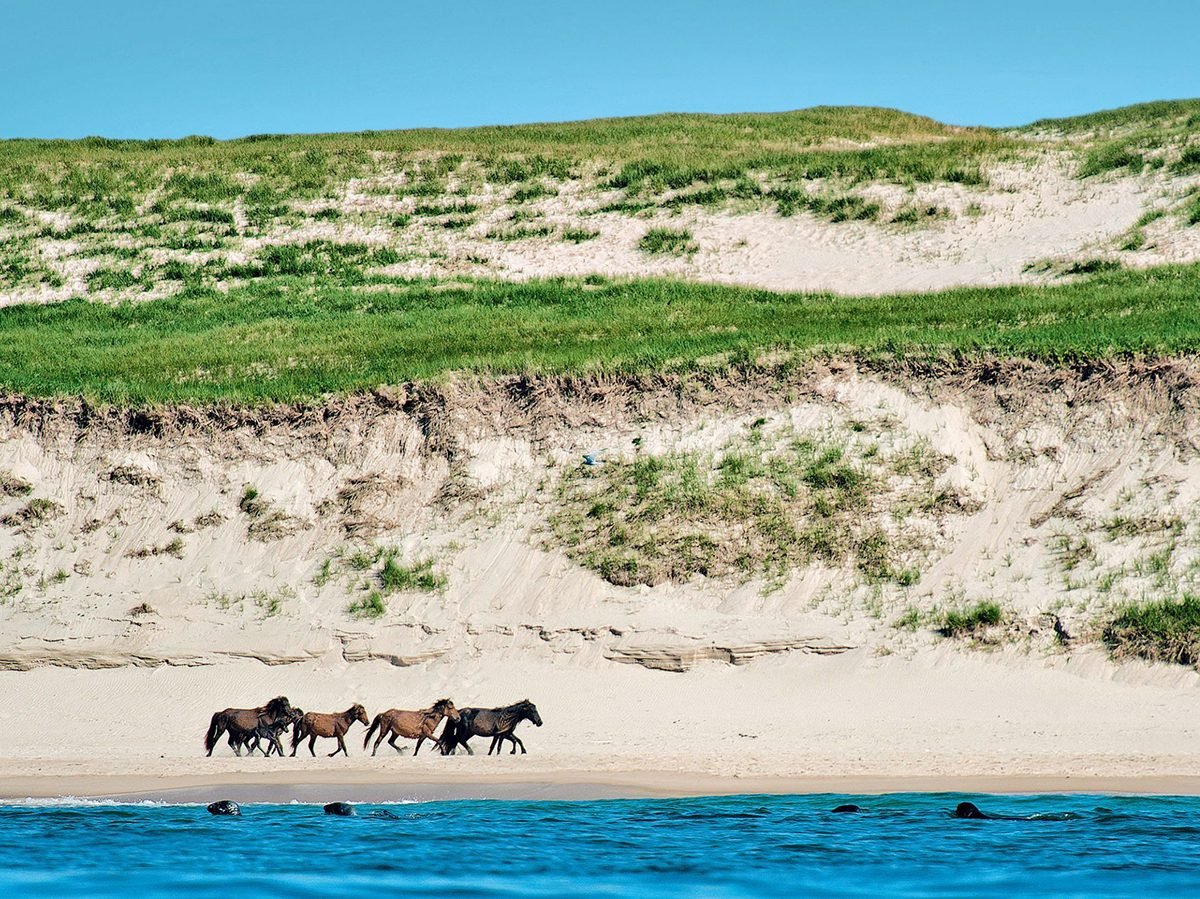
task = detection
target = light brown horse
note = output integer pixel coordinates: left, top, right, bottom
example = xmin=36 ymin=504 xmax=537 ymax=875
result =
xmin=204 ymin=696 xmax=296 ymax=757
xmin=291 ymin=704 xmax=369 ymax=757
xmin=362 ymin=699 xmax=460 ymax=756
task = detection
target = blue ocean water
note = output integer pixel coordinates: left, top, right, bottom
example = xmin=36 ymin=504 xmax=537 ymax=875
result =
xmin=2 ymin=793 xmax=1199 ymax=897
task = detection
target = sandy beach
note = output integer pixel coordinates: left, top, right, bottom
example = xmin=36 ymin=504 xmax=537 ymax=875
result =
xmin=4 ymin=643 xmax=1200 ymax=802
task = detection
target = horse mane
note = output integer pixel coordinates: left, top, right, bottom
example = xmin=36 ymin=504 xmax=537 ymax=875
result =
xmin=265 ymin=696 xmax=291 ymax=717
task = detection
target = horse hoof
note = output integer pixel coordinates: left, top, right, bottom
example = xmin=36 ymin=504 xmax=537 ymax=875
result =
xmin=207 ymin=800 xmax=240 ymax=816
xmin=324 ymin=802 xmax=355 ymax=816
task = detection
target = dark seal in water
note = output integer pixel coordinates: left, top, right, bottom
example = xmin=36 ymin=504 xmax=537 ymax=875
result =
xmin=323 ymin=802 xmax=356 ymax=816
xmin=954 ymin=802 xmax=988 ymax=819
xmin=207 ymin=800 xmax=240 ymax=816
xmin=832 ymin=805 xmax=864 ymax=813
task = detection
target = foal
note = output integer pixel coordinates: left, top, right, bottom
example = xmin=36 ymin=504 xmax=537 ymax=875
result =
xmin=245 ymin=714 xmax=300 ymax=757
xmin=363 ymin=699 xmax=460 ymax=756
xmin=291 ymin=704 xmax=369 ymax=757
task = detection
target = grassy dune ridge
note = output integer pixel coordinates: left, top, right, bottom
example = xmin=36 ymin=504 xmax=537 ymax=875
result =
xmin=2 ymin=264 xmax=1199 ymax=403
xmin=3 ymin=100 xmax=1198 ymax=300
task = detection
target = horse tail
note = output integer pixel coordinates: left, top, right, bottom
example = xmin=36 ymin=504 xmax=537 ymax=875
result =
xmin=291 ymin=718 xmax=307 ymax=751
xmin=204 ymin=712 xmax=225 ymax=754
xmin=363 ymin=714 xmax=382 ymax=750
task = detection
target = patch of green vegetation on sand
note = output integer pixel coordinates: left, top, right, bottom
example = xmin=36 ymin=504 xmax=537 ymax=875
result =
xmin=2 ymin=263 xmax=1200 ymax=403
xmin=1102 ymin=594 xmax=1200 ymax=667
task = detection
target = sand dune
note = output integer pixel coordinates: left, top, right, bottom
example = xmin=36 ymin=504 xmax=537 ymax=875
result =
xmin=3 ymin=361 xmax=1200 ymax=797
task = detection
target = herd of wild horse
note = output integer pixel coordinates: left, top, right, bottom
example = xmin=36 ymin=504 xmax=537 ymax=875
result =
xmin=203 ymin=696 xmax=543 ymax=758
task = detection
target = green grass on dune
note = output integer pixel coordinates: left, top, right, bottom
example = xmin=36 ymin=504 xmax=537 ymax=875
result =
xmin=1103 ymin=594 xmax=1200 ymax=667
xmin=1021 ymin=99 xmax=1200 ymax=134
xmin=2 ymin=264 xmax=1200 ymax=403
xmin=0 ymin=107 xmax=1008 ymax=226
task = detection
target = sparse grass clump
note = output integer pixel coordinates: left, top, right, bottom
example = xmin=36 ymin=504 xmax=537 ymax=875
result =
xmin=348 ymin=590 xmax=387 ymax=619
xmin=1 ymin=497 xmax=63 ymax=529
xmin=194 ymin=509 xmax=224 ymax=528
xmin=890 ymin=204 xmax=949 ymax=225
xmin=562 ymin=227 xmax=600 ymax=243
xmin=487 ymin=224 xmax=555 ymax=241
xmin=252 ymin=586 xmax=292 ymax=617
xmin=1185 ymin=192 xmax=1200 ymax=227
xmin=1078 ymin=143 xmax=1144 ymax=178
xmin=86 ymin=267 xmax=145 ymax=292
xmin=1102 ymin=594 xmax=1200 ymax=667
xmin=771 ymin=189 xmax=882 ymax=222
xmin=378 ymin=554 xmax=446 ymax=593
xmin=413 ymin=201 xmax=478 ymax=217
xmin=1062 ymin=258 xmax=1121 ymax=276
xmin=239 ymin=485 xmax=265 ymax=516
xmin=937 ymin=601 xmax=1003 ymax=636
xmin=510 ymin=183 xmax=556 ymax=203
xmin=238 ymin=485 xmax=305 ymax=541
xmin=638 ymin=227 xmax=697 ymax=256
xmin=0 ymin=470 xmax=33 ymax=497
xmin=126 ymin=536 xmax=185 ymax=559
xmin=227 ymin=240 xmax=398 ymax=280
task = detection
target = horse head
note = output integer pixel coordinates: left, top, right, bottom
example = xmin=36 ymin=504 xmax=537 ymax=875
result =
xmin=351 ymin=704 xmax=370 ymax=726
xmin=433 ymin=698 xmax=460 ymax=721
xmin=265 ymin=696 xmax=293 ymax=720
xmin=518 ymin=699 xmax=543 ymax=727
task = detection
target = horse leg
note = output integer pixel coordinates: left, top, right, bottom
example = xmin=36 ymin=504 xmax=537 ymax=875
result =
xmin=414 ymin=735 xmax=425 ymax=756
xmin=511 ymin=734 xmax=526 ymax=754
xmin=371 ymin=730 xmax=386 ymax=757
xmin=330 ymin=734 xmax=347 ymax=757
xmin=461 ymin=737 xmax=474 ymax=756
xmin=308 ymin=734 xmax=317 ymax=757
xmin=387 ymin=733 xmax=402 ymax=753
xmin=488 ymin=736 xmax=500 ymax=756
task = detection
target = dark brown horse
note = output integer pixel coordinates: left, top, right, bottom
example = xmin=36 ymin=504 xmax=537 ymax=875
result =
xmin=204 ymin=696 xmax=296 ymax=757
xmin=291 ymin=704 xmax=369 ymax=757
xmin=438 ymin=699 xmax=543 ymax=756
xmin=362 ymin=699 xmax=460 ymax=756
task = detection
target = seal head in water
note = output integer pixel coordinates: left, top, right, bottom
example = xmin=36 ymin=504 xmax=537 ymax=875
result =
xmin=953 ymin=802 xmax=990 ymax=819
xmin=207 ymin=800 xmax=240 ymax=816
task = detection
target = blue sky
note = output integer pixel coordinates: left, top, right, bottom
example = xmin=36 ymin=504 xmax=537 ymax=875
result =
xmin=3 ymin=0 xmax=1198 ymax=139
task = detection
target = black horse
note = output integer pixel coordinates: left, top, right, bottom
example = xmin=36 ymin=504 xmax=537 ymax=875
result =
xmin=437 ymin=699 xmax=543 ymax=755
